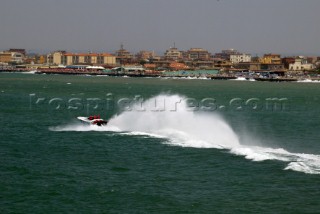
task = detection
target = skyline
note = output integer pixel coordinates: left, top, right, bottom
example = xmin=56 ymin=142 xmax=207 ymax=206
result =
xmin=1 ymin=0 xmax=320 ymax=55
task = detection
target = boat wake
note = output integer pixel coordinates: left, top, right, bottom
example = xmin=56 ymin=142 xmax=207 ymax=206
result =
xmin=50 ymin=94 xmax=320 ymax=175
xmin=21 ymin=70 xmax=37 ymax=74
xmin=230 ymin=146 xmax=320 ymax=175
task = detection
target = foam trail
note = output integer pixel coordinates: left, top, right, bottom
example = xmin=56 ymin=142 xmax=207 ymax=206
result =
xmin=109 ymin=94 xmax=320 ymax=174
xmin=50 ymin=94 xmax=320 ymax=175
xmin=297 ymin=79 xmax=320 ymax=83
xmin=231 ymin=146 xmax=320 ymax=174
xmin=21 ymin=70 xmax=37 ymax=74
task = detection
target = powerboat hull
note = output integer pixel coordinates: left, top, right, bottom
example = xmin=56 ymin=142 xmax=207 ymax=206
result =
xmin=77 ymin=116 xmax=108 ymax=126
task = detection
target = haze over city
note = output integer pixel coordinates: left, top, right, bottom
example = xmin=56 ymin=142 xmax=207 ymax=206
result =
xmin=1 ymin=0 xmax=319 ymax=55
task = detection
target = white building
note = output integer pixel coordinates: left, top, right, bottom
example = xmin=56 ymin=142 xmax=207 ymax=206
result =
xmin=289 ymin=56 xmax=315 ymax=71
xmin=230 ymin=54 xmax=252 ymax=64
xmin=164 ymin=47 xmax=182 ymax=60
xmin=11 ymin=52 xmax=24 ymax=63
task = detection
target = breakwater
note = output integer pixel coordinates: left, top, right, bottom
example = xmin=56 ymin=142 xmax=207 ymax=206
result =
xmin=1 ymin=68 xmax=319 ymax=82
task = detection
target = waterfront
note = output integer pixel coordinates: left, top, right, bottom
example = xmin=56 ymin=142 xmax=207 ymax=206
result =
xmin=1 ymin=73 xmax=320 ymax=213
xmin=1 ymin=68 xmax=320 ymax=82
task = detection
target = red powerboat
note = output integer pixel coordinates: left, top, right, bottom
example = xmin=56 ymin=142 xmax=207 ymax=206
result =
xmin=77 ymin=115 xmax=108 ymax=126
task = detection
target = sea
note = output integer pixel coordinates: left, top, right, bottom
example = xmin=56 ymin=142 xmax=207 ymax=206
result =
xmin=1 ymin=72 xmax=320 ymax=213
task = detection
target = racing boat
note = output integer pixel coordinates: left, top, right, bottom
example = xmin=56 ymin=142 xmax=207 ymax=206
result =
xmin=77 ymin=115 xmax=108 ymax=126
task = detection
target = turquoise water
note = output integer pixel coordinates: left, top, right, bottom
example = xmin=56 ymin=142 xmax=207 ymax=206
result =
xmin=1 ymin=73 xmax=320 ymax=213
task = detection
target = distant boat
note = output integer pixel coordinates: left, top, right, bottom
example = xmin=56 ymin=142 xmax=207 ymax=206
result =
xmin=86 ymin=66 xmax=105 ymax=70
xmin=234 ymin=77 xmax=247 ymax=81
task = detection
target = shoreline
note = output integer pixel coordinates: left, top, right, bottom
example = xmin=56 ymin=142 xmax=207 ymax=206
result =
xmin=1 ymin=68 xmax=319 ymax=82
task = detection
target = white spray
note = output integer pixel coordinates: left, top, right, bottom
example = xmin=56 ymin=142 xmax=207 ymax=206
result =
xmin=51 ymin=94 xmax=320 ymax=175
xmin=108 ymin=94 xmax=240 ymax=149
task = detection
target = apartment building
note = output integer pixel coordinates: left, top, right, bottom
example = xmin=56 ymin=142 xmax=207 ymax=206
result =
xmin=136 ymin=50 xmax=156 ymax=60
xmin=186 ymin=48 xmax=211 ymax=60
xmin=289 ymin=57 xmax=315 ymax=71
xmin=260 ymin=54 xmax=281 ymax=64
xmin=0 ymin=52 xmax=12 ymax=63
xmin=164 ymin=47 xmax=183 ymax=60
xmin=214 ymin=49 xmax=240 ymax=60
xmin=47 ymin=51 xmax=116 ymax=66
xmin=0 ymin=51 xmax=25 ymax=63
xmin=230 ymin=54 xmax=252 ymax=64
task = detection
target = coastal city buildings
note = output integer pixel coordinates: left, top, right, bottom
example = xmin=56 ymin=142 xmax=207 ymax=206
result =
xmin=282 ymin=57 xmax=296 ymax=69
xmin=230 ymin=53 xmax=252 ymax=64
xmin=169 ymin=62 xmax=189 ymax=70
xmin=289 ymin=56 xmax=315 ymax=71
xmin=1 ymin=47 xmax=319 ymax=74
xmin=115 ymin=44 xmax=134 ymax=65
xmin=0 ymin=52 xmax=12 ymax=63
xmin=259 ymin=54 xmax=282 ymax=64
xmin=185 ymin=48 xmax=211 ymax=61
xmin=10 ymin=52 xmax=24 ymax=63
xmin=8 ymin=49 xmax=26 ymax=56
xmin=0 ymin=50 xmax=25 ymax=64
xmin=46 ymin=51 xmax=116 ymax=66
xmin=214 ymin=49 xmax=240 ymax=60
xmin=164 ymin=47 xmax=183 ymax=61
xmin=135 ymin=50 xmax=157 ymax=61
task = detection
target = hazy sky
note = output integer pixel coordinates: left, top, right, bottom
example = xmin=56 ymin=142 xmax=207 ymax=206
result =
xmin=1 ymin=0 xmax=319 ymax=55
